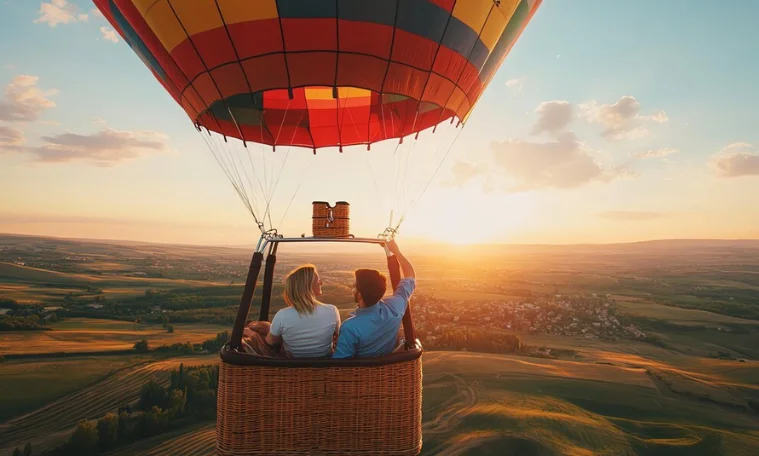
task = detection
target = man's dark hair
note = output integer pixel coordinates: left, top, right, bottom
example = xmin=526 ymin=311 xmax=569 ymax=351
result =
xmin=354 ymin=269 xmax=387 ymax=307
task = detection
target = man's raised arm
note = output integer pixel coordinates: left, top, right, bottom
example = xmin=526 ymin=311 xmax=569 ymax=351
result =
xmin=386 ymin=239 xmax=415 ymax=279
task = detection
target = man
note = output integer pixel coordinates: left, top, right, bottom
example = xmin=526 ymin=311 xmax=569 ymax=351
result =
xmin=332 ymin=239 xmax=415 ymax=359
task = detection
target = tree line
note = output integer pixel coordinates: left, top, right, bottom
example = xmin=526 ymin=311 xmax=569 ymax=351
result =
xmin=36 ymin=363 xmax=219 ymax=456
xmin=417 ymin=327 xmax=524 ymax=354
xmin=131 ymin=330 xmax=230 ymax=355
xmin=0 ymin=298 xmax=60 ymax=331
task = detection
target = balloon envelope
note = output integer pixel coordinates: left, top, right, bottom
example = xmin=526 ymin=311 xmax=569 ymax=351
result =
xmin=94 ymin=0 xmax=542 ymax=149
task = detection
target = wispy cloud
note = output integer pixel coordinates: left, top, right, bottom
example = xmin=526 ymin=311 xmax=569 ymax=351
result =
xmin=100 ymin=26 xmax=118 ymax=43
xmin=443 ymin=160 xmax=489 ymax=188
xmin=0 ymin=125 xmax=24 ymax=146
xmin=631 ymin=148 xmax=679 ymax=159
xmin=450 ymin=131 xmax=633 ymax=193
xmin=531 ymin=100 xmax=573 ymax=135
xmin=490 ymin=132 xmax=632 ymax=191
xmin=2 ymin=127 xmax=171 ymax=166
xmin=505 ymin=77 xmax=525 ymax=93
xmin=710 ymin=142 xmax=759 ymax=178
xmin=0 ymin=75 xmax=57 ymax=122
xmin=34 ymin=0 xmax=88 ymax=27
xmin=581 ymin=96 xmax=668 ymax=140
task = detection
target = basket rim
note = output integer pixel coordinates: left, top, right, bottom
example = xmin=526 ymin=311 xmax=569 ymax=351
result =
xmin=312 ymin=201 xmax=350 ymax=206
xmin=220 ymin=343 xmax=422 ymax=368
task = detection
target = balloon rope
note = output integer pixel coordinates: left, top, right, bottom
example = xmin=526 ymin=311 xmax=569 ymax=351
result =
xmin=263 ymin=114 xmax=301 ymax=229
xmin=242 ymin=141 xmax=268 ymax=219
xmin=343 ymin=102 xmax=390 ymax=213
xmin=277 ymin=164 xmax=311 ymax=229
xmin=394 ymin=122 xmax=466 ymax=231
xmin=198 ymin=129 xmax=263 ymax=231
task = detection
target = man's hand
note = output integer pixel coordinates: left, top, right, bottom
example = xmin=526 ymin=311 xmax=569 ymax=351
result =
xmin=386 ymin=238 xmax=401 ymax=255
xmin=386 ymin=238 xmax=415 ymax=279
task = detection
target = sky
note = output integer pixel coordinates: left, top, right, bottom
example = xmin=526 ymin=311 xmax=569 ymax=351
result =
xmin=0 ymin=0 xmax=758 ymax=247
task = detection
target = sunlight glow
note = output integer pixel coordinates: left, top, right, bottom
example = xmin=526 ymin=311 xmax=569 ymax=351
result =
xmin=400 ymin=186 xmax=535 ymax=245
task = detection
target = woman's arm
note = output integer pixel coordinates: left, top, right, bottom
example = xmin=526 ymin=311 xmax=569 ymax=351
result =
xmin=265 ymin=332 xmax=282 ymax=347
xmin=332 ymin=305 xmax=342 ymax=347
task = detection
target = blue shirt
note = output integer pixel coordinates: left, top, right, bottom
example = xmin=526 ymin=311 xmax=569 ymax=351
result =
xmin=332 ymin=277 xmax=416 ymax=359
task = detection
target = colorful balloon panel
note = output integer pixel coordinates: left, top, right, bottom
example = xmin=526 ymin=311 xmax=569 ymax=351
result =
xmin=94 ymin=0 xmax=542 ymax=149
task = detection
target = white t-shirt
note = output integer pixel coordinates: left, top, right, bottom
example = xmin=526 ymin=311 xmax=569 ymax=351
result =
xmin=270 ymin=303 xmax=341 ymax=358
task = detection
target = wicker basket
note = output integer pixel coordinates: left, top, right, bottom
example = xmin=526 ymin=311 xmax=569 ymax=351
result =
xmin=312 ymin=201 xmax=350 ymax=238
xmin=217 ymin=347 xmax=423 ymax=456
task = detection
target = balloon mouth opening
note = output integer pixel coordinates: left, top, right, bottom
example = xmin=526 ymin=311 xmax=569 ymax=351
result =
xmin=190 ymin=85 xmax=463 ymax=151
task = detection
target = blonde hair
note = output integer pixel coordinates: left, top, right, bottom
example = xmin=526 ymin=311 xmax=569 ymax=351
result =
xmin=283 ymin=264 xmax=321 ymax=316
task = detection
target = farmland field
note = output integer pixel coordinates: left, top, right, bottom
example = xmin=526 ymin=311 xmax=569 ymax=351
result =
xmin=0 ymin=355 xmax=152 ymax=422
xmin=1 ymin=234 xmax=758 ymax=455
xmin=0 ymin=318 xmax=229 ymax=355
xmin=0 ymin=355 xmax=218 ymax=454
xmin=23 ymin=351 xmax=753 ymax=456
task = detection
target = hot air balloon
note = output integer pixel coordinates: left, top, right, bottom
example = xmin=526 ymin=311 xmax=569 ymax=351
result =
xmin=93 ymin=1 xmax=542 ymax=454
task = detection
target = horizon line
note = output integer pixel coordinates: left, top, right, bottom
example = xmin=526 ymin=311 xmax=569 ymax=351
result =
xmin=2 ymin=231 xmax=758 ymax=251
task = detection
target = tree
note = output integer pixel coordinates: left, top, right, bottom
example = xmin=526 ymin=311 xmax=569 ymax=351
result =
xmin=117 ymin=411 xmax=130 ymax=441
xmin=166 ymin=324 xmax=174 ymax=333
xmin=141 ymin=406 xmax=168 ymax=437
xmin=69 ymin=419 xmax=98 ymax=455
xmin=12 ymin=447 xmax=20 ymax=456
xmin=23 ymin=442 xmax=32 ymax=456
xmin=167 ymin=388 xmax=187 ymax=418
xmin=96 ymin=413 xmax=119 ymax=450
xmin=138 ymin=379 xmax=168 ymax=411
xmin=133 ymin=339 xmax=149 ymax=353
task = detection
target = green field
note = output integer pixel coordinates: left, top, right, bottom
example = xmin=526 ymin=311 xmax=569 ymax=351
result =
xmin=0 ymin=318 xmax=229 ymax=355
xmin=0 ymin=261 xmax=230 ymax=304
xmin=9 ymin=351 xmax=752 ymax=456
xmin=0 ymin=355 xmax=153 ymax=422
xmin=0 ymin=355 xmax=218 ymax=454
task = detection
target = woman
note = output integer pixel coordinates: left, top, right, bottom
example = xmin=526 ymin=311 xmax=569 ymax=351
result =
xmin=243 ymin=264 xmax=340 ymax=358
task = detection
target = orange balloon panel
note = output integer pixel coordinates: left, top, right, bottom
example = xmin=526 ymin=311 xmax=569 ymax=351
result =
xmin=94 ymin=0 xmax=542 ymax=150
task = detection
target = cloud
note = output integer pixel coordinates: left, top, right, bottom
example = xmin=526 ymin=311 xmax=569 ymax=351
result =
xmin=100 ymin=26 xmax=119 ymax=43
xmin=0 ymin=75 xmax=57 ymax=122
xmin=0 ymin=125 xmax=24 ymax=146
xmin=2 ymin=127 xmax=171 ymax=165
xmin=488 ymin=131 xmax=630 ymax=192
xmin=631 ymin=148 xmax=679 ymax=159
xmin=597 ymin=210 xmax=667 ymax=221
xmin=581 ymin=96 xmax=668 ymax=140
xmin=444 ymin=160 xmax=487 ymax=188
xmin=531 ymin=100 xmax=573 ymax=135
xmin=711 ymin=142 xmax=759 ymax=178
xmin=505 ymin=78 xmax=525 ymax=93
xmin=34 ymin=0 xmax=88 ymax=27
xmin=91 ymin=8 xmax=104 ymax=17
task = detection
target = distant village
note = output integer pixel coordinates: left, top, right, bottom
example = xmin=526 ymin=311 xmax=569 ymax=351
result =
xmin=412 ymin=292 xmax=647 ymax=342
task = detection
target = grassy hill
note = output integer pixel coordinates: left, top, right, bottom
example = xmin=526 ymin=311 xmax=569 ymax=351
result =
xmin=2 ymin=351 xmax=757 ymax=455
